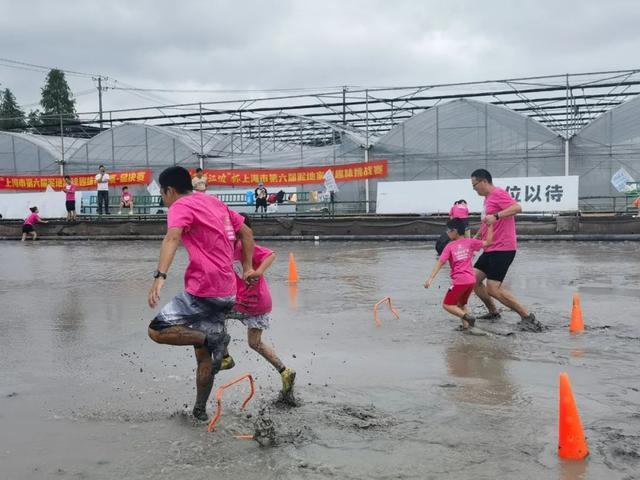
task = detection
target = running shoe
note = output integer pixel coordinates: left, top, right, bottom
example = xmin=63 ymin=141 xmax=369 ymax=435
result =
xmin=192 ymin=405 xmax=208 ymax=421
xmin=220 ymin=355 xmax=235 ymax=371
xmin=280 ymin=368 xmax=296 ymax=395
xmin=462 ymin=314 xmax=476 ymax=328
xmin=517 ymin=313 xmax=544 ymax=332
xmin=478 ymin=311 xmax=501 ymax=320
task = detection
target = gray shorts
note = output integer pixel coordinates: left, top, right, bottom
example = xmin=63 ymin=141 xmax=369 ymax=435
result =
xmin=226 ymin=310 xmax=272 ymax=330
xmin=149 ymin=291 xmax=235 ymax=338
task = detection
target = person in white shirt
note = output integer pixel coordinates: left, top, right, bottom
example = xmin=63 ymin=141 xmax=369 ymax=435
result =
xmin=95 ymin=165 xmax=110 ymax=215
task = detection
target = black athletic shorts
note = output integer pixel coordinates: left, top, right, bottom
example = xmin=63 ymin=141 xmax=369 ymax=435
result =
xmin=474 ymin=250 xmax=516 ymax=282
xmin=66 ymin=200 xmax=76 ymax=212
xmin=22 ymin=224 xmax=34 ymax=233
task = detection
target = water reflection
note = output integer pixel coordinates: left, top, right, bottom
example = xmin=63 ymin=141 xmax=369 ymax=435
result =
xmin=445 ymin=337 xmax=518 ymax=406
xmin=558 ymin=458 xmax=588 ymax=480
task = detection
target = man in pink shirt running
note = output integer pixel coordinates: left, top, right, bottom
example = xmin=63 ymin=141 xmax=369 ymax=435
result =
xmin=470 ymin=169 xmax=543 ymax=332
xmin=147 ymin=166 xmax=256 ymax=421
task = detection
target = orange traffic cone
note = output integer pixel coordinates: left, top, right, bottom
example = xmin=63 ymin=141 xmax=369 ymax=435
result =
xmin=558 ymin=372 xmax=589 ymax=460
xmin=570 ymin=294 xmax=584 ymax=333
xmin=288 ymin=252 xmax=298 ymax=283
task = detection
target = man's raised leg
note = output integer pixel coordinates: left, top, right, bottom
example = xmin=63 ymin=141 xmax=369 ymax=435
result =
xmin=474 ymin=268 xmax=500 ymax=317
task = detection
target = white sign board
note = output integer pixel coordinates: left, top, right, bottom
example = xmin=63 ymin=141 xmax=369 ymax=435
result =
xmin=376 ymin=176 xmax=579 ymax=214
xmin=611 ymin=167 xmax=635 ymax=192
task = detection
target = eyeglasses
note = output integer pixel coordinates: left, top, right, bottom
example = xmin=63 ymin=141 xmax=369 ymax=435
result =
xmin=471 ymin=180 xmax=482 ymax=188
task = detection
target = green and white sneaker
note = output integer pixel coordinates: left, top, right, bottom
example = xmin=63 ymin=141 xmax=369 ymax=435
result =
xmin=280 ymin=368 xmax=296 ymax=395
xmin=219 ymin=355 xmax=235 ymax=371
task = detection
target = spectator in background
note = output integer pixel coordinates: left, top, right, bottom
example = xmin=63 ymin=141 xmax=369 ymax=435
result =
xmin=119 ymin=186 xmax=134 ymax=214
xmin=63 ymin=175 xmax=77 ymax=222
xmin=255 ymin=182 xmax=268 ymax=213
xmin=449 ymin=199 xmax=470 ymax=237
xmin=633 ymin=196 xmax=640 ymax=217
xmin=192 ymin=168 xmax=207 ymax=192
xmin=95 ymin=165 xmax=110 ymax=215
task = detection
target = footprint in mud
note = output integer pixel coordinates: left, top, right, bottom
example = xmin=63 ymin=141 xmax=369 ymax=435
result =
xmin=593 ymin=425 xmax=640 ymax=472
xmin=325 ymin=404 xmax=395 ymax=431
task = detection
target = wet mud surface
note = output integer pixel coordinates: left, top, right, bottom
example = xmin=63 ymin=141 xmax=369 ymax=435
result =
xmin=1 ymin=240 xmax=639 ymax=479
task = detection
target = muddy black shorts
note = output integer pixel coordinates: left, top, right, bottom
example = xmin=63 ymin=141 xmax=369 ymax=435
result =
xmin=474 ymin=250 xmax=516 ymax=283
xmin=66 ymin=201 xmax=76 ymax=212
xmin=22 ymin=224 xmax=34 ymax=233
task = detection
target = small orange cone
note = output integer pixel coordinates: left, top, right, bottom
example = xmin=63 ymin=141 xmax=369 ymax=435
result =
xmin=288 ymin=252 xmax=298 ymax=283
xmin=570 ymin=294 xmax=584 ymax=333
xmin=558 ymin=372 xmax=589 ymax=460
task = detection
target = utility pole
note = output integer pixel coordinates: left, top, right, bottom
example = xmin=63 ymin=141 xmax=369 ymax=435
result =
xmin=94 ymin=76 xmax=106 ymax=131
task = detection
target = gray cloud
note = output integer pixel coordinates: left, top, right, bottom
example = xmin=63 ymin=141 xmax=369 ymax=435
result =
xmin=1 ymin=0 xmax=640 ymax=114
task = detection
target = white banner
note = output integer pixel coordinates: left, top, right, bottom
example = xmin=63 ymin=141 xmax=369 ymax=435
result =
xmin=611 ymin=167 xmax=635 ymax=192
xmin=324 ymin=169 xmax=339 ymax=193
xmin=376 ymin=176 xmax=579 ymax=214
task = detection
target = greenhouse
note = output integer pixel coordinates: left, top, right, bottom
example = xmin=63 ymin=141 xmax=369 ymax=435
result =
xmin=2 ymin=69 xmax=640 ymax=211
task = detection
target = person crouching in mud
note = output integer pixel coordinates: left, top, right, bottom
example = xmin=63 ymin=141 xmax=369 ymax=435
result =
xmin=147 ymin=166 xmax=256 ymax=421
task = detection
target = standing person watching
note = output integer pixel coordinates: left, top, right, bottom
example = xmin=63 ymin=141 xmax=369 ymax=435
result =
xmin=470 ymin=168 xmax=543 ymax=332
xmin=254 ymin=182 xmax=268 ymax=213
xmin=95 ymin=165 xmax=110 ymax=215
xmin=192 ymin=168 xmax=208 ymax=192
xmin=63 ymin=175 xmax=77 ymax=222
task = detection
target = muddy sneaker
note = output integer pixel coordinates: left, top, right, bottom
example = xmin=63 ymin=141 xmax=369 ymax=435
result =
xmin=280 ymin=368 xmax=296 ymax=395
xmin=478 ymin=311 xmax=501 ymax=321
xmin=192 ymin=405 xmax=208 ymax=421
xmin=517 ymin=313 xmax=544 ymax=332
xmin=220 ymin=355 xmax=235 ymax=371
xmin=462 ymin=314 xmax=476 ymax=329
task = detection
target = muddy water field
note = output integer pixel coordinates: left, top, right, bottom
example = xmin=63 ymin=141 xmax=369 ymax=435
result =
xmin=0 ymin=240 xmax=639 ymax=480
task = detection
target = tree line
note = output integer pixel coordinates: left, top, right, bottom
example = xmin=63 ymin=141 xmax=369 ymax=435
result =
xmin=0 ymin=69 xmax=77 ymax=131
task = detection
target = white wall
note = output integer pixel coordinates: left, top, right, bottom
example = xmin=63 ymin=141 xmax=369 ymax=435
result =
xmin=0 ymin=190 xmax=82 ymax=219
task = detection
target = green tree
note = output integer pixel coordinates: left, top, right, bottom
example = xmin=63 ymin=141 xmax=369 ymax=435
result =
xmin=27 ymin=109 xmax=43 ymax=130
xmin=40 ymin=68 xmax=76 ymax=120
xmin=0 ymin=88 xmax=26 ymax=131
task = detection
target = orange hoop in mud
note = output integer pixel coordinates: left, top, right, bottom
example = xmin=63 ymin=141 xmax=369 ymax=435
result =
xmin=207 ymin=373 xmax=256 ymax=434
xmin=373 ymin=297 xmax=400 ymax=327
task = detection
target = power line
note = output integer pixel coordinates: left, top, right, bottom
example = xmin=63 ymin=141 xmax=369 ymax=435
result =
xmin=0 ymin=57 xmax=99 ymax=78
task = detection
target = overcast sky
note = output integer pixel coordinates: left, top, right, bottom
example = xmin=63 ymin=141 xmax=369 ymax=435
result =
xmin=2 ymin=0 xmax=640 ymax=115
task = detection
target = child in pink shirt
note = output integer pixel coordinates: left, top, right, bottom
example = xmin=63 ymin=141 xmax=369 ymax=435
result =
xmin=424 ymin=218 xmax=493 ymax=334
xmin=449 ymin=199 xmax=470 ymax=237
xmin=22 ymin=206 xmax=48 ymax=242
xmin=119 ymin=186 xmax=134 ymax=214
xmin=221 ymin=214 xmax=296 ymax=397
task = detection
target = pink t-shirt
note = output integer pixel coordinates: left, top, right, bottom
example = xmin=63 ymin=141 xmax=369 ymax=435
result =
xmin=450 ymin=204 xmax=469 ymax=219
xmin=480 ymin=187 xmax=517 ymax=252
xmin=64 ymin=184 xmax=76 ymax=201
xmin=24 ymin=213 xmax=40 ymax=225
xmin=439 ymin=238 xmax=484 ymax=285
xmin=234 ymin=244 xmax=274 ymax=316
xmin=121 ymin=192 xmax=132 ymax=203
xmin=167 ymin=192 xmax=244 ymax=298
